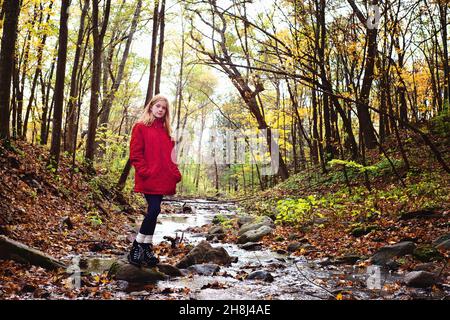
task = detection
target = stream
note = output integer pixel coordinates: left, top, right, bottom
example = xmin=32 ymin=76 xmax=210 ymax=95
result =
xmin=77 ymin=198 xmax=440 ymax=300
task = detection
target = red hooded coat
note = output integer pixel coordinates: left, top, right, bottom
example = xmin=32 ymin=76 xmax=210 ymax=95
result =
xmin=130 ymin=118 xmax=182 ymax=195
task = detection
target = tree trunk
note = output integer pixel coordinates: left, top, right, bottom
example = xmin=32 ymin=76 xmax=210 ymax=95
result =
xmin=439 ymin=2 xmax=449 ymax=112
xmin=49 ymin=0 xmax=70 ymax=168
xmin=17 ymin=4 xmax=42 ymax=140
xmin=65 ymin=0 xmax=89 ymax=154
xmin=85 ymin=0 xmax=111 ymax=166
xmin=347 ymin=0 xmax=379 ymax=149
xmin=96 ymin=0 xmax=143 ymax=159
xmin=145 ymin=0 xmax=160 ymax=104
xmin=154 ymin=0 xmax=165 ymax=95
xmin=0 ymin=0 xmax=20 ymax=140
xmin=0 ymin=235 xmax=66 ymax=270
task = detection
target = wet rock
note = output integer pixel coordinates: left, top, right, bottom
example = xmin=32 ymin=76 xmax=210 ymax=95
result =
xmin=350 ymin=225 xmax=379 ymax=237
xmin=237 ymin=226 xmax=273 ymax=244
xmin=206 ymin=233 xmax=225 ymax=242
xmin=237 ymin=215 xmax=255 ymax=227
xmin=187 ymin=264 xmax=220 ymax=276
xmin=79 ymin=256 xmax=117 ymax=274
xmin=191 ymin=232 xmax=207 ymax=238
xmin=435 ymin=239 xmax=450 ymax=251
xmin=334 ymin=255 xmax=361 ymax=265
xmin=386 ymin=260 xmax=401 ymax=271
xmin=156 ymin=263 xmax=183 ymax=277
xmin=301 ymin=244 xmax=317 ymax=252
xmin=413 ymin=245 xmax=442 ymax=262
xmin=287 ymin=242 xmax=302 ymax=252
xmin=212 ymin=215 xmax=227 ymax=225
xmin=414 ymin=262 xmax=437 ymax=272
xmin=370 ymin=241 xmax=416 ymax=265
xmin=208 ymin=226 xmax=225 ymax=235
xmin=316 ymin=257 xmax=334 ymax=267
xmin=182 ymin=204 xmax=193 ymax=213
xmin=108 ymin=260 xmax=167 ymax=283
xmin=176 ymin=240 xmax=232 ymax=268
xmin=114 ymin=280 xmax=129 ymax=291
xmin=247 ymin=270 xmax=274 ymax=282
xmin=404 ymin=271 xmax=438 ymax=288
xmin=287 ymin=234 xmax=299 ymax=241
xmin=238 ymin=216 xmax=274 ymax=236
xmin=433 ymin=233 xmax=450 ymax=247
xmin=238 ymin=242 xmax=262 ymax=251
xmin=21 ymin=284 xmax=37 ymax=293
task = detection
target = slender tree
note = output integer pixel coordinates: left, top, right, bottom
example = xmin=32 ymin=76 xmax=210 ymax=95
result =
xmin=49 ymin=0 xmax=71 ymax=167
xmin=0 ymin=0 xmax=21 ymax=140
xmin=85 ymin=0 xmax=111 ymax=166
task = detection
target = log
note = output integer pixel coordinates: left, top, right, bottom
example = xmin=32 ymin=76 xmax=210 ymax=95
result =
xmin=399 ymin=209 xmax=442 ymax=220
xmin=0 ymin=235 xmax=66 ymax=270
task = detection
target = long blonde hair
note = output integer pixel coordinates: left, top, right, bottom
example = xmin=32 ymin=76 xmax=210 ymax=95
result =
xmin=137 ymin=94 xmax=173 ymax=137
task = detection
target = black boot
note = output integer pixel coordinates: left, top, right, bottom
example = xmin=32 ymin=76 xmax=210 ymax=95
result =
xmin=127 ymin=240 xmax=144 ymax=267
xmin=141 ymin=243 xmax=159 ymax=267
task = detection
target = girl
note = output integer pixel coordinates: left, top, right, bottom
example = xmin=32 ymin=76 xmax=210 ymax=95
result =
xmin=128 ymin=94 xmax=182 ymax=267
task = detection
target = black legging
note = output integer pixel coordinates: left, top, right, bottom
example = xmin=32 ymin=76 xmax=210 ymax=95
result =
xmin=139 ymin=194 xmax=163 ymax=235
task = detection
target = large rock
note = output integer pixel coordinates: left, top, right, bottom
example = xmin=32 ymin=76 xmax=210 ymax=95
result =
xmin=176 ymin=240 xmax=232 ymax=268
xmin=238 ymin=216 xmax=274 ymax=236
xmin=238 ymin=242 xmax=262 ymax=251
xmin=287 ymin=242 xmax=302 ymax=252
xmin=334 ymin=255 xmax=362 ymax=265
xmin=236 ymin=215 xmax=255 ymax=227
xmin=413 ymin=245 xmax=442 ymax=262
xmin=0 ymin=235 xmax=66 ymax=270
xmin=187 ymin=264 xmax=220 ymax=276
xmin=435 ymin=239 xmax=450 ymax=251
xmin=156 ymin=263 xmax=183 ymax=277
xmin=404 ymin=271 xmax=437 ymax=288
xmin=208 ymin=226 xmax=225 ymax=235
xmin=433 ymin=233 xmax=450 ymax=246
xmin=108 ymin=260 xmax=167 ymax=283
xmin=247 ymin=270 xmax=274 ymax=282
xmin=237 ymin=226 xmax=273 ymax=244
xmin=370 ymin=241 xmax=416 ymax=265
xmin=413 ymin=263 xmax=437 ymax=272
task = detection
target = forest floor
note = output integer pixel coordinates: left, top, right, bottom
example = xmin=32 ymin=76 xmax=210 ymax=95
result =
xmin=0 ymin=115 xmax=448 ymax=299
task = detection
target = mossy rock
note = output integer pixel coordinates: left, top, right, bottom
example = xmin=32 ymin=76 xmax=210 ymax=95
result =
xmin=350 ymin=225 xmax=379 ymax=237
xmin=413 ymin=245 xmax=443 ymax=262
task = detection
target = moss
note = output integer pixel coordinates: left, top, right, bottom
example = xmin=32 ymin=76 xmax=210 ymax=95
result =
xmin=413 ymin=245 xmax=443 ymax=262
